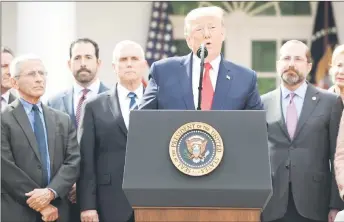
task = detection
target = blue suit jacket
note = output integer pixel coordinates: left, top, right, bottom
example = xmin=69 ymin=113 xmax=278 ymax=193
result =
xmin=47 ymin=82 xmax=109 ymax=127
xmin=139 ymin=53 xmax=263 ymax=110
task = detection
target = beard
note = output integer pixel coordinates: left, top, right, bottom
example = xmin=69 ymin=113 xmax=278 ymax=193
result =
xmin=74 ymin=68 xmax=95 ymax=84
xmin=281 ymin=67 xmax=305 ymax=86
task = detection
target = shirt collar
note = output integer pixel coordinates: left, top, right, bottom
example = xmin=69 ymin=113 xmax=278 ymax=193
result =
xmin=1 ymin=90 xmax=10 ymax=103
xmin=281 ymin=81 xmax=308 ymax=99
xmin=192 ymin=54 xmax=221 ymax=74
xmin=73 ymin=78 xmax=100 ymax=95
xmin=19 ymin=97 xmax=43 ymax=114
xmin=117 ymin=82 xmax=144 ymax=99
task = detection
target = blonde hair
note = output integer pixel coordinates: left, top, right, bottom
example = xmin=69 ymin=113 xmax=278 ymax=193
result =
xmin=330 ymin=44 xmax=344 ymax=83
xmin=332 ymin=44 xmax=344 ymax=65
xmin=184 ymin=6 xmax=225 ymax=37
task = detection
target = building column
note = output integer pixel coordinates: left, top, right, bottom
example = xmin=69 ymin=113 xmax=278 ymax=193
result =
xmin=16 ymin=2 xmax=76 ymax=101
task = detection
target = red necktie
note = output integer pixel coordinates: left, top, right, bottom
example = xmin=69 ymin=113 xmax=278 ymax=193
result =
xmin=201 ymin=62 xmax=214 ymax=110
xmin=76 ymin=88 xmax=89 ymax=127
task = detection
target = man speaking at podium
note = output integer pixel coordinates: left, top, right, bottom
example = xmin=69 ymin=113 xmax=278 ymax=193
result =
xmin=139 ymin=6 xmax=263 ymax=111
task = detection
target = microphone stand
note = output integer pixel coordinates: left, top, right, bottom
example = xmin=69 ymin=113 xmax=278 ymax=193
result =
xmin=197 ymin=44 xmax=206 ymax=110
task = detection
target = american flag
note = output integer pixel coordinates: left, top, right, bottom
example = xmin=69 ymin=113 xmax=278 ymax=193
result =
xmin=145 ymin=2 xmax=177 ymax=66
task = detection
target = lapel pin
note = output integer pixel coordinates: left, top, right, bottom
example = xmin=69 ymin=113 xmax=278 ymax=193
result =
xmin=312 ymin=96 xmax=316 ymax=101
xmin=226 ymin=75 xmax=231 ymax=80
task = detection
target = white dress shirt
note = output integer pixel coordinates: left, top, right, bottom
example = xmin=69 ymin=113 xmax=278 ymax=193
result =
xmin=1 ymin=90 xmax=10 ymax=112
xmin=117 ymin=83 xmax=144 ymax=129
xmin=73 ymin=79 xmax=100 ymax=114
xmin=192 ymin=54 xmax=221 ymax=109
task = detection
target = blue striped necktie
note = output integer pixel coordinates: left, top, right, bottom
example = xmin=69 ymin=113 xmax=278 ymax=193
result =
xmin=32 ymin=104 xmax=49 ymax=186
xmin=128 ymin=92 xmax=137 ymax=110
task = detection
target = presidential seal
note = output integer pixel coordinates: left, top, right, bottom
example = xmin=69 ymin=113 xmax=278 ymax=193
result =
xmin=169 ymin=122 xmax=224 ymax=176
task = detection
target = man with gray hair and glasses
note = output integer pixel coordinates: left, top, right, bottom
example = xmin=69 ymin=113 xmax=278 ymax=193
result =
xmin=1 ymin=54 xmax=80 ymax=222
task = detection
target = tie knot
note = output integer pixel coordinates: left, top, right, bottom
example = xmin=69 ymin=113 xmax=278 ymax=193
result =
xmin=82 ymin=88 xmax=90 ymax=96
xmin=32 ymin=104 xmax=39 ymax=111
xmin=204 ymin=62 xmax=212 ymax=70
xmin=128 ymin=92 xmax=136 ymax=99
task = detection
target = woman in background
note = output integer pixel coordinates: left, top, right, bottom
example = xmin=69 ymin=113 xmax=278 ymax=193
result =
xmin=332 ymin=45 xmax=344 ymax=222
xmin=329 ymin=44 xmax=344 ymax=100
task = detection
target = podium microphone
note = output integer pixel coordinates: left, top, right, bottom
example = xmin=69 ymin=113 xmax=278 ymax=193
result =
xmin=196 ymin=44 xmax=208 ymax=110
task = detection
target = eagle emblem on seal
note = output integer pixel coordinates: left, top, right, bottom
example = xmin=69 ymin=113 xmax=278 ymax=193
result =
xmin=185 ymin=135 xmax=210 ymax=163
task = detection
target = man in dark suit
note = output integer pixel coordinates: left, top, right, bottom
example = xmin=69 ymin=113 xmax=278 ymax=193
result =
xmin=139 ymin=6 xmax=262 ymax=110
xmin=1 ymin=54 xmax=80 ymax=222
xmin=77 ymin=40 xmax=146 ymax=222
xmin=47 ymin=38 xmax=108 ymax=222
xmin=1 ymin=46 xmax=17 ymax=111
xmin=261 ymin=40 xmax=344 ymax=222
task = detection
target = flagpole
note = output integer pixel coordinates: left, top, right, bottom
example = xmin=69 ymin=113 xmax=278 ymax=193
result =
xmin=324 ymin=1 xmax=329 ymax=49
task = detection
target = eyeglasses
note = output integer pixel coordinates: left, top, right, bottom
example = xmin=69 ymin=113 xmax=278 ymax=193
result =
xmin=18 ymin=70 xmax=48 ymax=78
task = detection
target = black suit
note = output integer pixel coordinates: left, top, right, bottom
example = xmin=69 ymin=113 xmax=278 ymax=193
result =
xmin=47 ymin=82 xmax=109 ymax=222
xmin=77 ymin=85 xmax=134 ymax=222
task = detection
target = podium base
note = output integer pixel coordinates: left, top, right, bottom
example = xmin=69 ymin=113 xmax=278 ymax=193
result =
xmin=134 ymin=207 xmax=261 ymax=222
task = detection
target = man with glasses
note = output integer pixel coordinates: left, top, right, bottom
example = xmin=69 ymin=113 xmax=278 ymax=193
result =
xmin=1 ymin=46 xmax=16 ymax=111
xmin=1 ymin=54 xmax=80 ymax=222
xmin=261 ymin=40 xmax=344 ymax=222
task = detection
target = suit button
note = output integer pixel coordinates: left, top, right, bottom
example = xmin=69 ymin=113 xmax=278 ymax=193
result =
xmin=37 ymin=165 xmax=42 ymax=169
xmin=285 ymin=165 xmax=290 ymax=169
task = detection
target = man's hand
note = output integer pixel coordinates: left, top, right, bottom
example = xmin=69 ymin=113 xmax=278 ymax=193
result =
xmin=25 ymin=188 xmax=54 ymax=211
xmin=329 ymin=209 xmax=339 ymax=222
xmin=81 ymin=210 xmax=99 ymax=222
xmin=40 ymin=204 xmax=59 ymax=222
xmin=68 ymin=183 xmax=76 ymax=204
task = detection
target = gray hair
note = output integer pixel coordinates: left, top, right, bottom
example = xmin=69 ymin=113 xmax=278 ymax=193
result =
xmin=184 ymin=6 xmax=225 ymax=37
xmin=112 ymin=40 xmax=145 ymax=62
xmin=9 ymin=53 xmax=43 ymax=78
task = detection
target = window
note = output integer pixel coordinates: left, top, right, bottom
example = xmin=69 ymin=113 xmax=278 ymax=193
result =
xmin=169 ymin=1 xmax=315 ymax=94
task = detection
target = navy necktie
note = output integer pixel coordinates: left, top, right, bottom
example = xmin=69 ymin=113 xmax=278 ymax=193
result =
xmin=128 ymin=92 xmax=137 ymax=110
xmin=32 ymin=104 xmax=49 ymax=186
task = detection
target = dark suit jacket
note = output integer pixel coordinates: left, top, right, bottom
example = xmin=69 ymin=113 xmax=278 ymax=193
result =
xmin=261 ymin=84 xmax=344 ymax=221
xmin=139 ymin=53 xmax=263 ymax=110
xmin=1 ymin=99 xmax=80 ymax=222
xmin=47 ymin=82 xmax=109 ymax=127
xmin=77 ymin=85 xmax=133 ymax=222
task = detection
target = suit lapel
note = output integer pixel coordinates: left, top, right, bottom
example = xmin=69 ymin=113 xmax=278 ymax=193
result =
xmin=98 ymin=82 xmax=109 ymax=94
xmin=293 ymin=84 xmax=320 ymax=139
xmin=42 ymin=105 xmax=55 ymax=169
xmin=11 ymin=100 xmax=41 ymax=162
xmin=180 ymin=54 xmax=195 ymax=110
xmin=62 ymin=89 xmax=76 ymax=127
xmin=272 ymin=89 xmax=290 ymax=139
xmin=108 ymin=85 xmax=128 ymax=135
xmin=212 ymin=57 xmax=232 ymax=110
xmin=8 ymin=92 xmax=16 ymax=103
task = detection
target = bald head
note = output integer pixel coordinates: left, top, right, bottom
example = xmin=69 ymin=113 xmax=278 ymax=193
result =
xmin=279 ymin=40 xmax=311 ymax=63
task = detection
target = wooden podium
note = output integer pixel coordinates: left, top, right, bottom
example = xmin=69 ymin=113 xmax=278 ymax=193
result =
xmin=123 ymin=110 xmax=272 ymax=222
xmin=134 ymin=208 xmax=261 ymax=222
